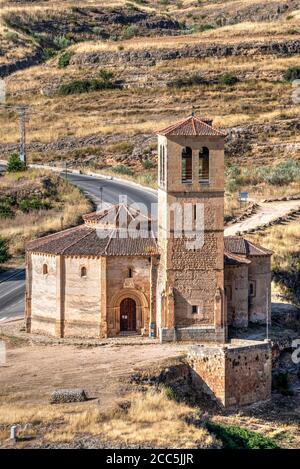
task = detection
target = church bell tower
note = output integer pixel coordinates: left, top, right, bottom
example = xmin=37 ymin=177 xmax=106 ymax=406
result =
xmin=156 ymin=115 xmax=226 ymax=342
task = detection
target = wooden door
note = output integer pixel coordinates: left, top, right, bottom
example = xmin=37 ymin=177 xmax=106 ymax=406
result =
xmin=120 ymin=298 xmax=136 ymax=331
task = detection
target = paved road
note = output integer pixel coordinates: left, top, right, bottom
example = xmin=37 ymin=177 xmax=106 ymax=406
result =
xmin=65 ymin=172 xmax=157 ymax=209
xmin=0 ymin=167 xmax=157 ymax=322
xmin=0 ymin=269 xmax=25 ymax=322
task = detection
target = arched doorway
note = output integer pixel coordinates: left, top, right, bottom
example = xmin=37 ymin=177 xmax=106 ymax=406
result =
xmin=120 ymin=298 xmax=137 ymax=332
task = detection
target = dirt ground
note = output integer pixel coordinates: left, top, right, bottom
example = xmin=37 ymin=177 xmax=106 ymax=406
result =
xmin=1 ymin=321 xmax=300 ymax=449
xmin=0 ymin=324 xmax=188 ymax=407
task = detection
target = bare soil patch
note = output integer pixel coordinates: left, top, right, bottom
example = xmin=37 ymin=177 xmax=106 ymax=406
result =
xmin=0 ymin=330 xmax=188 ymax=407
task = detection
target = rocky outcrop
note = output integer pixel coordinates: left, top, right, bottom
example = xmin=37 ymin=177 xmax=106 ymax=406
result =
xmin=72 ymin=40 xmax=300 ymax=68
xmin=3 ymin=7 xmax=181 ymax=47
xmin=0 ymin=49 xmax=43 ymax=79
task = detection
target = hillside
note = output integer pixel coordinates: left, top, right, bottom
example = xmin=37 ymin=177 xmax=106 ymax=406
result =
xmin=0 ymin=168 xmax=91 ymax=266
xmin=0 ymin=1 xmax=299 ymax=196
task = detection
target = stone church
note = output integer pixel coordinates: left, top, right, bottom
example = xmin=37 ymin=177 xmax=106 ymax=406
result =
xmin=25 ymin=115 xmax=272 ymax=342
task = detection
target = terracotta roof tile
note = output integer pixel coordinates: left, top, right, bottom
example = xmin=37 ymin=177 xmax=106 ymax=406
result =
xmin=224 ymin=250 xmax=251 ymax=266
xmin=26 ymin=225 xmax=159 ymax=257
xmin=157 ymin=115 xmax=226 ymax=137
xmin=83 ymin=203 xmax=151 ymax=228
xmin=225 ymin=236 xmax=272 ymax=256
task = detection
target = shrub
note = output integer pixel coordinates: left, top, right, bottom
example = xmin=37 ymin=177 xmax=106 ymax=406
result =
xmin=42 ymin=48 xmax=57 ymax=61
xmin=142 ymin=173 xmax=156 ymax=186
xmin=92 ymin=26 xmax=103 ymax=36
xmin=142 ymin=159 xmax=154 ymax=170
xmin=19 ymin=198 xmax=51 ymax=213
xmin=169 ymin=73 xmax=207 ymax=88
xmin=206 ymin=422 xmax=278 ymax=449
xmin=0 ymin=197 xmax=14 ymax=219
xmin=58 ymin=77 xmax=120 ymax=96
xmin=58 ymin=51 xmax=73 ymax=69
xmin=7 ymin=153 xmax=25 ymax=173
xmin=123 ymin=24 xmax=139 ymax=39
xmin=218 ymin=73 xmax=239 ymax=86
xmin=272 ymin=371 xmax=294 ymax=395
xmin=164 ymin=386 xmax=180 ymax=402
xmin=199 ymin=24 xmax=215 ymax=32
xmin=258 ymin=160 xmax=300 ymax=186
xmin=99 ymin=69 xmax=114 ymax=82
xmin=53 ymin=35 xmax=72 ymax=50
xmin=283 ymin=66 xmax=300 ymax=82
xmin=108 ymin=141 xmax=133 ymax=154
xmin=0 ymin=236 xmax=10 ymax=264
xmin=5 ymin=31 xmax=19 ymax=43
xmin=111 ymin=165 xmax=134 ymax=176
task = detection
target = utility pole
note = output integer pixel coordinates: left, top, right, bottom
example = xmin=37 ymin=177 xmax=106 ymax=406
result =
xmin=0 ymin=103 xmax=29 ymax=167
xmin=19 ymin=107 xmax=27 ymax=166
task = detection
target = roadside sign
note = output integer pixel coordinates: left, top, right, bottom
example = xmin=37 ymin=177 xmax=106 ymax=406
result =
xmin=239 ymin=192 xmax=248 ymax=202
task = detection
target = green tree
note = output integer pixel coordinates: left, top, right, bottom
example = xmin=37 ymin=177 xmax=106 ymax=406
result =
xmin=7 ymin=153 xmax=25 ymax=173
xmin=218 ymin=73 xmax=239 ymax=86
xmin=0 ymin=236 xmax=10 ymax=264
xmin=58 ymin=51 xmax=73 ymax=69
xmin=284 ymin=66 xmax=300 ymax=82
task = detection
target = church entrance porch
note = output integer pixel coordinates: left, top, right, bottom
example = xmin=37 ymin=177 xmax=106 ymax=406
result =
xmin=120 ymin=298 xmax=137 ymax=332
xmin=107 ymin=288 xmax=150 ymax=338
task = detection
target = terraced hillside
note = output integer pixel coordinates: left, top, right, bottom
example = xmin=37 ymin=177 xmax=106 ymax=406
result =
xmin=0 ymin=0 xmax=299 ymax=195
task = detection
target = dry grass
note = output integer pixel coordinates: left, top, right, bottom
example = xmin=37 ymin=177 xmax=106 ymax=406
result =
xmin=0 ymin=390 xmax=216 ymax=448
xmin=247 ymin=220 xmax=300 ymax=264
xmin=45 ymin=390 xmax=216 ymax=448
xmin=0 ymin=403 xmax=63 ymax=426
xmin=224 ymin=193 xmax=243 ymax=220
xmin=0 ymin=169 xmax=91 ymax=264
xmin=70 ymin=18 xmax=300 ymax=55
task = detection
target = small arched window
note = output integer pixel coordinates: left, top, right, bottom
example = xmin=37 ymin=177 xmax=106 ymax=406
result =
xmin=128 ymin=268 xmax=133 ymax=278
xmin=81 ymin=266 xmax=87 ymax=278
xmin=43 ymin=264 xmax=48 ymax=275
xmin=199 ymin=147 xmax=209 ymax=183
xmin=182 ymin=147 xmax=192 ymax=183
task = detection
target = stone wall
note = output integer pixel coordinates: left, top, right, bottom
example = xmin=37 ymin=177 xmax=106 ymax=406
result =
xmin=248 ymin=256 xmax=271 ymax=324
xmin=28 ymin=253 xmax=153 ymax=338
xmin=225 ymin=264 xmax=249 ymax=328
xmin=30 ymin=253 xmax=58 ymax=336
xmin=224 ymin=341 xmax=272 ymax=407
xmin=64 ymin=257 xmax=102 ymax=338
xmin=188 ymin=340 xmax=272 ymax=407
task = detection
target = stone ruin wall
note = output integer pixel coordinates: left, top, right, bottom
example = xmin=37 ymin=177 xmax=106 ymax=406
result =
xmin=188 ymin=341 xmax=272 ymax=407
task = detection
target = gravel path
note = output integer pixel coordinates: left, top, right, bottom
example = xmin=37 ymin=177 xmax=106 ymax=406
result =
xmin=225 ymin=199 xmax=300 ymax=236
